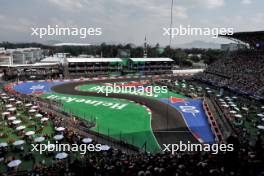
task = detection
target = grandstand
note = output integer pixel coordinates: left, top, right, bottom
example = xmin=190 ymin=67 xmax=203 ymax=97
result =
xmin=220 ymin=31 xmax=264 ymax=49
xmin=65 ymin=57 xmax=174 ymax=77
xmin=0 ymin=63 xmax=61 ymax=81
xmin=196 ymin=31 xmax=264 ymax=100
xmin=128 ymin=58 xmax=174 ymax=75
xmin=66 ymin=58 xmax=123 ymax=77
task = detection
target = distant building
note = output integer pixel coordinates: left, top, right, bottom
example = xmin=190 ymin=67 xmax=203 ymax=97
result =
xmin=78 ymin=54 xmax=94 ymax=58
xmin=0 ymin=54 xmax=12 ymax=65
xmin=0 ymin=48 xmax=5 ymax=54
xmin=0 ymin=48 xmax=61 ymax=80
xmin=117 ymin=49 xmax=130 ymax=58
xmin=54 ymin=53 xmax=70 ymax=58
xmin=0 ymin=48 xmax=43 ymax=65
xmin=187 ymin=54 xmax=202 ymax=59
xmin=40 ymin=56 xmax=65 ymax=64
xmin=0 ymin=62 xmax=61 ymax=80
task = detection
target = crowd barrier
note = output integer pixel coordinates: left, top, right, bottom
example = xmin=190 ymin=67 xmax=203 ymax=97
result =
xmin=202 ymin=99 xmax=224 ymax=143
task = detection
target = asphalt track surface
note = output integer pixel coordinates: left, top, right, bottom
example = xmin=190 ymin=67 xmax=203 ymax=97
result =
xmin=52 ymin=78 xmax=198 ymax=149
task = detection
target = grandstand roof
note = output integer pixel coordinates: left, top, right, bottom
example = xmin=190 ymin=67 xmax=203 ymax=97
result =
xmin=220 ymin=31 xmax=264 ymax=48
xmin=130 ymin=58 xmax=173 ymax=62
xmin=67 ymin=58 xmax=122 ymax=63
xmin=0 ymin=62 xmax=58 ymax=68
xmin=41 ymin=57 xmax=63 ymax=63
xmin=53 ymin=43 xmax=91 ymax=46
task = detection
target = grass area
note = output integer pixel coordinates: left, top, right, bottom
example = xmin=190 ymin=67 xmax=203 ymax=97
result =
xmin=41 ymin=93 xmax=161 ymax=153
xmin=0 ymin=104 xmax=54 ymax=143
xmin=0 ymin=102 xmax=55 ymax=173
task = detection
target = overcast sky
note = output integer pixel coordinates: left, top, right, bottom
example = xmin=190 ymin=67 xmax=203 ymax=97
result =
xmin=0 ymin=0 xmax=263 ymax=46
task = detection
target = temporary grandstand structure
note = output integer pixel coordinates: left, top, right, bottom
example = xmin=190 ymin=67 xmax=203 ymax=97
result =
xmin=0 ymin=62 xmax=61 ymax=80
xmin=66 ymin=58 xmax=123 ymax=77
xmin=128 ymin=58 xmax=174 ymax=75
xmin=198 ymin=30 xmax=264 ymax=99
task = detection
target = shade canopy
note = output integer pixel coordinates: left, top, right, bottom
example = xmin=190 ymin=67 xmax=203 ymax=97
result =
xmin=100 ymin=145 xmax=111 ymax=151
xmin=53 ymin=135 xmax=64 ymax=140
xmin=7 ymin=160 xmax=22 ymax=167
xmin=13 ymin=140 xmax=25 ymax=146
xmin=55 ymin=152 xmax=68 ymax=159
xmin=34 ymin=136 xmax=45 ymax=142
xmin=82 ymin=138 xmax=93 ymax=143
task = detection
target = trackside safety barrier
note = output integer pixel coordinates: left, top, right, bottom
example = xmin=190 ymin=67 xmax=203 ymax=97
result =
xmin=3 ymin=83 xmax=141 ymax=153
xmin=202 ymin=99 xmax=224 ymax=143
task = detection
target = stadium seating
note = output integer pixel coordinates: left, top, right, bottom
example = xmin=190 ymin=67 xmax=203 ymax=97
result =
xmin=195 ymin=50 xmax=264 ymax=98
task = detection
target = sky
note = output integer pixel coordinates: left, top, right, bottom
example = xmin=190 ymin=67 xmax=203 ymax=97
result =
xmin=0 ymin=0 xmax=263 ymax=46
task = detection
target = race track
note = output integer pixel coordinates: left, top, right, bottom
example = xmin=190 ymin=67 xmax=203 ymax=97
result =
xmin=51 ymin=78 xmax=199 ymax=149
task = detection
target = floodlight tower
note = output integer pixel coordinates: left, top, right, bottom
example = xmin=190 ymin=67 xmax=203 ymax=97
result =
xmin=143 ymin=35 xmax=148 ymax=58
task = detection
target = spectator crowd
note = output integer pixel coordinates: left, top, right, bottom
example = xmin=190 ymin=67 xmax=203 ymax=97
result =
xmin=195 ymin=50 xmax=264 ymax=98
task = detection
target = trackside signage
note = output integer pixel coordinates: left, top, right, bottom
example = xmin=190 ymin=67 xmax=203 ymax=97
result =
xmin=46 ymin=95 xmax=127 ymax=110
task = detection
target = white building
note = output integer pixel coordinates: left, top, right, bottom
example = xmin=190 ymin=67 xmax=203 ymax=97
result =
xmin=54 ymin=53 xmax=70 ymax=58
xmin=41 ymin=56 xmax=65 ymax=64
xmin=0 ymin=48 xmax=5 ymax=54
xmin=0 ymin=54 xmax=12 ymax=65
xmin=0 ymin=48 xmax=43 ymax=65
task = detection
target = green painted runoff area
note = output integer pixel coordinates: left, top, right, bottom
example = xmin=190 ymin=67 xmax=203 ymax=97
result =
xmin=41 ymin=93 xmax=161 ymax=153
